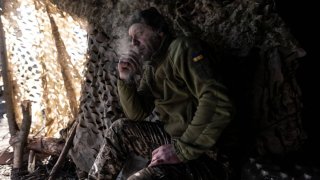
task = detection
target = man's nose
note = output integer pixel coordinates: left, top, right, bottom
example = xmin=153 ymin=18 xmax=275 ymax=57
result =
xmin=132 ymin=38 xmax=140 ymax=46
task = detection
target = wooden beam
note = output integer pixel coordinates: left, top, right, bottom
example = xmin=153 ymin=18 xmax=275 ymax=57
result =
xmin=12 ymin=101 xmax=32 ymax=169
xmin=0 ymin=2 xmax=19 ymax=136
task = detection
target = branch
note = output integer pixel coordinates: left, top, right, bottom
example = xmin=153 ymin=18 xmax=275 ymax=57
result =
xmin=13 ymin=101 xmax=32 ymax=169
xmin=49 ymin=120 xmax=78 ymax=180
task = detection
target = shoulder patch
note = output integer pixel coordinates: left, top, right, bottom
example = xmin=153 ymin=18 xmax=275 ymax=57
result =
xmin=192 ymin=52 xmax=205 ymax=62
xmin=191 ymin=51 xmax=214 ymax=80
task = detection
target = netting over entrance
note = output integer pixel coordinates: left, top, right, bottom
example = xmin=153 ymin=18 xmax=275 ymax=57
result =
xmin=1 ymin=0 xmax=88 ymax=137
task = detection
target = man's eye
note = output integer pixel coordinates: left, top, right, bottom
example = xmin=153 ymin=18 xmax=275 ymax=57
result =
xmin=136 ymin=31 xmax=143 ymax=36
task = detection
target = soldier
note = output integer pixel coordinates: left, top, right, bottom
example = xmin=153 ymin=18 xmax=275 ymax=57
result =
xmin=89 ymin=7 xmax=234 ymax=180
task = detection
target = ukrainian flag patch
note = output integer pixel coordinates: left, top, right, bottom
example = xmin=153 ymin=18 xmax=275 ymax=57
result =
xmin=192 ymin=52 xmax=204 ymax=62
xmin=191 ymin=51 xmax=214 ymax=79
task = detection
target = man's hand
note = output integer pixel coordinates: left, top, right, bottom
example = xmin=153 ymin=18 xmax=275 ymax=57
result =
xmin=117 ymin=48 xmax=142 ymax=82
xmin=148 ymin=144 xmax=181 ymax=167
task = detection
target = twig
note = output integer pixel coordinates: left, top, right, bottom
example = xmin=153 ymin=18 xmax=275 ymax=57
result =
xmin=0 ymin=145 xmax=12 ymax=157
xmin=48 ymin=120 xmax=78 ymax=180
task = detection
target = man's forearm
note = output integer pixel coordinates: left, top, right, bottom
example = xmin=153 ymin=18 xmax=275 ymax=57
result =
xmin=117 ymin=79 xmax=150 ymax=121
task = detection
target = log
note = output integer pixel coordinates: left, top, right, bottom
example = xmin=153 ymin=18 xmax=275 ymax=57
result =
xmin=27 ymin=137 xmax=65 ymax=156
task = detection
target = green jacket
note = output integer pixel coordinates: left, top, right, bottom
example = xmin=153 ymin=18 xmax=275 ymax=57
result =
xmin=118 ymin=36 xmax=234 ymax=161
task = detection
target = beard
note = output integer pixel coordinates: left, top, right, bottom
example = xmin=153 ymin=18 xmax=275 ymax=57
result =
xmin=140 ymin=33 xmax=163 ymax=62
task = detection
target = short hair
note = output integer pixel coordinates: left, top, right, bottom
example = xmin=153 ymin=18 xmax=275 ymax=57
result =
xmin=129 ymin=7 xmax=169 ymax=34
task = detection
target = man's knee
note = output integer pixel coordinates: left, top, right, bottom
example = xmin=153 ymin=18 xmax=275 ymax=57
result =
xmin=106 ymin=119 xmax=136 ymax=145
xmin=112 ymin=118 xmax=128 ymax=128
xmin=127 ymin=167 xmax=159 ymax=180
xmin=107 ymin=119 xmax=128 ymax=135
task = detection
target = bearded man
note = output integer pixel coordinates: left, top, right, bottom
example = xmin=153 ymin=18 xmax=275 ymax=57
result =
xmin=88 ymin=7 xmax=234 ymax=180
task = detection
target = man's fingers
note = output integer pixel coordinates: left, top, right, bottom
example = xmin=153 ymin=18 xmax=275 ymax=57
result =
xmin=148 ymin=158 xmax=164 ymax=167
xmin=117 ymin=60 xmax=136 ymax=81
xmin=119 ymin=56 xmax=141 ymax=73
xmin=151 ymin=147 xmax=161 ymax=156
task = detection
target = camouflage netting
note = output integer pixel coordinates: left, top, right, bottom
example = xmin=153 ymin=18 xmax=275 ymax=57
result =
xmin=1 ymin=0 xmax=88 ymax=137
xmin=48 ymin=0 xmax=307 ymax=172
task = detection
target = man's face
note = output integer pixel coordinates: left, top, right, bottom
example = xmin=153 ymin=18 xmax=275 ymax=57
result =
xmin=128 ymin=23 xmax=163 ymax=61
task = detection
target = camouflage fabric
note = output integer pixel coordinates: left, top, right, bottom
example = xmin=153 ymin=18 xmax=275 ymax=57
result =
xmin=88 ymin=119 xmax=228 ymax=180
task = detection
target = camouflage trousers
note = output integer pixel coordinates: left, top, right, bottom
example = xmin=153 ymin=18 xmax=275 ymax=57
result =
xmin=88 ymin=119 xmax=228 ymax=180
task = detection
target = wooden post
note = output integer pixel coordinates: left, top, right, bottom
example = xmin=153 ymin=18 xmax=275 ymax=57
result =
xmin=12 ymin=101 xmax=32 ymax=169
xmin=0 ymin=1 xmax=19 ymax=136
xmin=28 ymin=150 xmax=36 ymax=173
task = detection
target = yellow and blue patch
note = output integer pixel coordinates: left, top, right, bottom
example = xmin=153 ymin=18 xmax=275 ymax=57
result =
xmin=191 ymin=51 xmax=214 ymax=79
xmin=192 ymin=53 xmax=204 ymax=62
xmin=192 ymin=51 xmax=207 ymax=62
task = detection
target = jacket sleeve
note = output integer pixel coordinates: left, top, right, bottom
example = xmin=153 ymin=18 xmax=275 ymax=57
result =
xmin=169 ymin=38 xmax=234 ymax=161
xmin=117 ymin=70 xmax=155 ymax=121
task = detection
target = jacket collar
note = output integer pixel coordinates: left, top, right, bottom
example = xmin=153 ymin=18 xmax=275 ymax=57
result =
xmin=147 ymin=35 xmax=173 ymax=67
